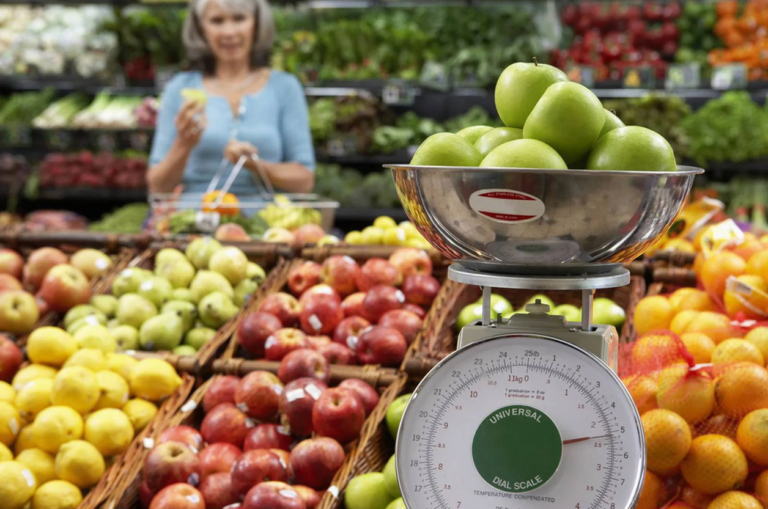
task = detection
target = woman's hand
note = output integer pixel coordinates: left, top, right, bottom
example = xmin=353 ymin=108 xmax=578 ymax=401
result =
xmin=174 ymin=100 xmax=206 ymax=151
xmin=224 ymin=139 xmax=259 ymax=165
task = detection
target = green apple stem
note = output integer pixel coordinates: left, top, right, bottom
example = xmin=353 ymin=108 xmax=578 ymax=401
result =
xmin=532 ymin=57 xmax=538 ymax=66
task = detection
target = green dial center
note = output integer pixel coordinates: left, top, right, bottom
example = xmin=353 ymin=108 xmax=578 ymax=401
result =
xmin=472 ymin=405 xmax=562 ymax=493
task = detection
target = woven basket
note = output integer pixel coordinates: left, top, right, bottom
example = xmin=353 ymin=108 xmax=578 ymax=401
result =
xmin=0 ymin=231 xmax=155 ymax=254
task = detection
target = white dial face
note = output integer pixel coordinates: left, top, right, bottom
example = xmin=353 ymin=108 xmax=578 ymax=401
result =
xmin=396 ymin=334 xmax=645 ymax=509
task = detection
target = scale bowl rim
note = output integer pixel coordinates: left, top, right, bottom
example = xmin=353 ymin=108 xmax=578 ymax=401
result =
xmin=385 ymin=164 xmax=704 ymax=177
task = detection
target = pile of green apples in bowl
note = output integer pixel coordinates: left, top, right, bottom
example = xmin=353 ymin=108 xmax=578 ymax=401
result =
xmin=456 ymin=293 xmax=626 ymax=330
xmin=410 ymin=58 xmax=677 ymax=172
xmin=61 ymin=237 xmax=266 ymax=357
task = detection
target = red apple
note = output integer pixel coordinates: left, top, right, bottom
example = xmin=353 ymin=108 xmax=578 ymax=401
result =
xmin=320 ymin=255 xmax=359 ymax=296
xmin=200 ymin=403 xmax=252 ymax=448
xmin=199 ymin=442 xmax=242 ymax=479
xmin=158 ymin=426 xmax=204 ymax=454
xmin=402 ymin=274 xmax=440 ymax=306
xmin=356 ymin=326 xmax=407 ymax=367
xmin=299 ymin=284 xmax=341 ymax=306
xmin=265 ymin=328 xmax=308 ymax=361
xmin=305 ymin=335 xmax=331 ymax=350
xmin=317 ymin=342 xmax=356 ymax=365
xmin=311 ymin=387 xmax=365 ymax=444
xmin=202 ymin=375 xmax=240 ymax=413
xmin=231 ymin=449 xmax=288 ymax=498
xmin=332 ymin=316 xmax=371 ymax=351
xmin=379 ymin=309 xmax=422 ymax=344
xmin=270 ymin=448 xmax=292 ymax=476
xmin=22 ymin=247 xmax=68 ymax=290
xmin=389 ymin=248 xmax=432 ymax=278
xmin=338 ymin=379 xmax=380 ymax=416
xmin=37 ymin=264 xmax=90 ymax=312
xmin=0 ymin=249 xmax=23 ymax=279
xmin=290 ymin=437 xmax=346 ymax=490
xmin=0 ymin=274 xmax=21 ymax=293
xmin=355 ymin=258 xmax=402 ymax=292
xmin=278 ymin=349 xmax=331 ymax=385
xmin=244 ymin=423 xmax=294 ymax=452
xmin=139 ymin=480 xmax=153 ymax=509
xmin=242 ymin=481 xmax=306 ymax=509
xmin=0 ymin=334 xmax=22 ymax=383
xmin=238 ymin=312 xmax=282 ymax=358
xmin=215 ymin=223 xmax=250 ymax=242
xmin=36 ymin=295 xmax=49 ymax=316
xmin=144 ymin=441 xmax=202 ymax=493
xmin=288 ymin=262 xmax=322 ymax=297
xmin=235 ymin=370 xmax=284 ymax=421
xmin=0 ymin=290 xmax=39 ymax=334
xmin=299 ymin=295 xmax=343 ymax=335
xmin=293 ymin=486 xmax=321 ymax=509
xmin=294 ymin=224 xmax=326 ymax=245
xmin=278 ymin=377 xmax=328 ymax=436
xmin=362 ymin=286 xmax=404 ymax=323
xmin=149 ymin=484 xmax=206 ymax=509
xmin=341 ymin=292 xmax=366 ymax=317
xmin=199 ymin=472 xmax=238 ymax=509
xmin=259 ymin=293 xmax=301 ymax=327
xmin=402 ymin=303 xmax=426 ymax=319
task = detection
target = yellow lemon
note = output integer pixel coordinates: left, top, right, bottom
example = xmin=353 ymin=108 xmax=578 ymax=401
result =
xmin=73 ymin=325 xmax=116 ymax=354
xmin=373 ymin=216 xmax=397 ymax=229
xmin=106 ymin=353 xmax=138 ymax=382
xmin=16 ymin=448 xmax=56 ymax=485
xmin=15 ymin=379 xmax=53 ymax=422
xmin=0 ymin=381 xmax=16 ymax=403
xmin=93 ymin=371 xmax=129 ymax=410
xmin=33 ymin=406 xmax=83 ymax=454
xmin=84 ymin=409 xmax=134 ymax=456
xmin=0 ymin=441 xmax=12 ymax=461
xmin=129 ymin=359 xmax=181 ymax=402
xmin=14 ymin=425 xmax=35 ymax=455
xmin=51 ymin=367 xmax=99 ymax=414
xmin=0 ymin=461 xmax=37 ymax=508
xmin=12 ymin=365 xmax=57 ymax=392
xmin=712 ymin=339 xmax=764 ymax=366
xmin=708 ymin=491 xmax=763 ymax=509
xmin=54 ymin=440 xmax=105 ymax=489
xmin=0 ymin=401 xmax=22 ymax=446
xmin=32 ymin=480 xmax=83 ymax=509
xmin=62 ymin=349 xmax=106 ymax=372
xmin=122 ymin=398 xmax=158 ymax=432
xmin=26 ymin=327 xmax=77 ymax=367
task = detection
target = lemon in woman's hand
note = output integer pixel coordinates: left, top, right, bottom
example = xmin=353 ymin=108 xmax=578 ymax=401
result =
xmin=55 ymin=440 xmax=105 ymax=489
xmin=0 ymin=461 xmax=37 ymax=509
xmin=33 ymin=407 xmax=83 ymax=454
xmin=32 ymin=480 xmax=83 ymax=509
xmin=51 ymin=367 xmax=99 ymax=414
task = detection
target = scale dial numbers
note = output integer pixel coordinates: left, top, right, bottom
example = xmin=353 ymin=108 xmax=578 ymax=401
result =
xmin=396 ymin=335 xmax=645 ymax=509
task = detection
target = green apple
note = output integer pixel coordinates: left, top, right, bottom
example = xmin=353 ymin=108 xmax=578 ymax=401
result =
xmin=140 ymin=312 xmax=184 ymax=351
xmin=480 ymin=139 xmax=567 ymax=169
xmin=234 ymin=279 xmax=258 ymax=307
xmin=474 ymin=127 xmax=523 ymax=158
xmin=137 ymin=276 xmax=174 ymax=308
xmin=586 ymin=126 xmax=676 ymax=172
xmin=184 ymin=327 xmax=217 ymax=350
xmin=382 ymin=455 xmax=400 ymax=498
xmin=597 ymin=108 xmax=624 ymax=141
xmin=155 ymin=258 xmax=196 ymax=289
xmin=189 ymin=270 xmax=234 ymax=304
xmin=90 ymin=295 xmax=118 ymax=318
xmin=410 ymin=133 xmax=482 ymax=167
xmin=551 ymin=304 xmax=581 ymax=322
xmin=386 ymin=393 xmax=412 ymax=438
xmin=173 ymin=345 xmax=197 ymax=356
xmin=344 ymin=473 xmax=394 ymax=509
xmin=209 ymin=246 xmax=249 ymax=285
xmin=198 ymin=291 xmax=239 ymax=329
xmin=112 ymin=325 xmax=139 ymax=351
xmin=593 ymin=297 xmax=626 ymax=328
xmin=475 ymin=294 xmax=514 ymax=317
xmin=455 ymin=125 xmax=493 ymax=144
xmin=161 ymin=300 xmax=198 ymax=332
xmin=523 ymin=81 xmax=605 ymax=166
xmin=74 ymin=324 xmax=117 ymax=353
xmin=172 ymin=288 xmax=194 ymax=302
xmin=116 ymin=294 xmax=158 ymax=330
xmin=495 ymin=60 xmax=568 ymax=128
xmin=185 ymin=237 xmax=222 ymax=270
xmin=64 ymin=305 xmax=104 ymax=330
xmin=112 ymin=268 xmax=151 ymax=297
xmin=155 ymin=248 xmax=187 ymax=268
xmin=524 ymin=294 xmax=556 ymax=312
xmin=247 ymin=262 xmax=266 ymax=284
xmin=386 ymin=498 xmax=406 ymax=509
xmin=456 ymin=303 xmax=482 ymax=330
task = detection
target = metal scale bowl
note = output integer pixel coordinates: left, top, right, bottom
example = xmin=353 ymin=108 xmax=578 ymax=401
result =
xmin=386 ymin=164 xmax=702 ymax=509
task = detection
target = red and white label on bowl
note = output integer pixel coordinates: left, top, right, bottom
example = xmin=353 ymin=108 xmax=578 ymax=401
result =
xmin=468 ymin=189 xmax=545 ymax=224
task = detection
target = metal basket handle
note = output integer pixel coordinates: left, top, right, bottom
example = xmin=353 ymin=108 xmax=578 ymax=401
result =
xmin=205 ymin=153 xmax=275 ymax=208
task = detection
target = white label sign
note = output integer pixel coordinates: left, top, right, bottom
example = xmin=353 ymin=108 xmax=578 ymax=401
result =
xmin=468 ymin=189 xmax=545 ymax=224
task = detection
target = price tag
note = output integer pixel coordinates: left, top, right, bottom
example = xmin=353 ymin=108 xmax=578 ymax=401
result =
xmin=326 ymin=136 xmax=357 ymax=157
xmin=711 ymin=64 xmax=747 ymax=90
xmin=666 ymin=63 xmax=701 ymax=89
xmin=383 ymin=80 xmax=415 ymax=106
xmin=419 ymin=61 xmax=450 ymax=91
xmin=565 ymin=65 xmax=595 ymax=88
xmin=623 ymin=66 xmax=655 ymax=89
xmin=195 ymin=211 xmax=220 ymax=232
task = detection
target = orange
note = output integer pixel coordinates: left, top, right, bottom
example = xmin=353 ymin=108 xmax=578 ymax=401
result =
xmin=642 ymin=409 xmax=692 ymax=476
xmin=714 ymin=363 xmax=768 ymax=418
xmin=737 ymin=409 xmax=768 ymax=465
xmin=694 ymin=253 xmax=706 ymax=274
xmin=636 ymin=470 xmax=663 ymax=509
xmin=723 ymin=275 xmax=768 ymax=319
xmin=680 ymin=435 xmax=748 ymax=495
xmin=670 ymin=288 xmax=718 ymax=313
xmin=755 ymin=470 xmax=768 ymax=507
xmin=635 ymin=296 xmax=675 ymax=336
xmin=202 ymin=191 xmax=240 ymax=217
xmin=679 ymin=483 xmax=715 ymax=508
xmin=746 ymin=327 xmax=768 ymax=363
xmin=631 ymin=332 xmax=686 ymax=371
xmin=656 ymin=365 xmax=715 ymax=424
xmin=684 ymin=312 xmax=740 ymax=344
xmin=681 ymin=333 xmax=716 ymax=364
xmin=712 ymin=339 xmax=764 ymax=366
xmin=732 ymin=238 xmax=765 ymax=262
xmin=622 ymin=375 xmax=658 ymax=415
xmin=696 ymin=415 xmax=739 ymax=440
xmin=746 ymin=250 xmax=768 ymax=279
xmin=701 ymin=252 xmax=746 ymax=298
xmin=708 ymin=491 xmax=762 ymax=509
xmin=671 ymin=310 xmax=701 ymax=336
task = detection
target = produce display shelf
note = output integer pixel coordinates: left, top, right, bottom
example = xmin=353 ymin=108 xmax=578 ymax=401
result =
xmin=35 ymin=188 xmax=148 ymax=202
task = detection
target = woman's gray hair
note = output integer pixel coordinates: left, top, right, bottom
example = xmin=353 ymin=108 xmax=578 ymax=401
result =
xmin=182 ymin=0 xmax=275 ymax=73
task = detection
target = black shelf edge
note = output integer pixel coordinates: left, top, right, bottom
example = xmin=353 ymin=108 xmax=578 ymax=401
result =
xmin=334 ymin=207 xmax=407 ymax=222
xmin=34 ymin=188 xmax=148 ymax=202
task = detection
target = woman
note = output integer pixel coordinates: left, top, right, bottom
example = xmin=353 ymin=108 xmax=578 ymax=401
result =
xmin=147 ymin=0 xmax=315 ymax=196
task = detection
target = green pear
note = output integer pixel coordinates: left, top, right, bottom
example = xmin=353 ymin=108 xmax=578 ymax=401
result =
xmin=455 ymin=125 xmax=493 ymax=144
xmin=474 ymin=127 xmax=524 ymax=158
xmin=209 ymin=246 xmax=248 ymax=285
xmin=107 ymin=318 xmax=120 ymax=329
xmin=190 ymin=270 xmax=234 ymax=304
xmin=111 ymin=268 xmax=152 ymax=297
xmin=344 ymin=473 xmax=395 ymax=509
xmin=185 ymin=237 xmax=222 ymax=270
xmin=382 ymin=455 xmax=400 ymax=498
xmin=184 ymin=327 xmax=216 ymax=350
xmin=475 ymin=294 xmax=514 ymax=317
xmin=139 ymin=313 xmax=184 ymax=351
xmin=172 ymin=288 xmax=194 ymax=302
xmin=116 ymin=294 xmax=158 ymax=329
xmin=74 ymin=324 xmax=117 ymax=354
xmin=410 ymin=133 xmax=482 ymax=167
xmin=586 ymin=126 xmax=676 ymax=172
xmin=64 ymin=305 xmax=102 ymax=330
xmin=90 ymin=295 xmax=118 ymax=318
xmin=593 ymin=297 xmax=626 ymax=328
xmin=480 ymin=139 xmax=567 ymax=169
xmin=137 ymin=276 xmax=174 ymax=308
xmin=155 ymin=248 xmax=187 ymax=268
xmin=495 ymin=60 xmax=568 ymax=128
xmin=386 ymin=499 xmax=406 ymax=509
xmin=523 ymin=82 xmax=605 ymax=166
xmin=173 ymin=345 xmax=197 ymax=356
xmin=456 ymin=302 xmax=482 ymax=330
xmin=247 ymin=263 xmax=266 ymax=284
xmin=198 ymin=291 xmax=239 ymax=329
xmin=155 ymin=258 xmax=196 ymax=289
xmin=161 ymin=300 xmax=198 ymax=332
xmin=551 ymin=304 xmax=581 ymax=322
xmin=67 ymin=314 xmax=108 ymax=335
xmin=234 ymin=279 xmax=258 ymax=307
xmin=597 ymin=109 xmax=624 ymax=141
xmin=112 ymin=324 xmax=139 ymax=351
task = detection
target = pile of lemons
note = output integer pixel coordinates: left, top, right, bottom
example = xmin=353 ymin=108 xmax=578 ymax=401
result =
xmin=0 ymin=326 xmax=183 ymax=509
xmin=344 ymin=217 xmax=432 ymax=250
